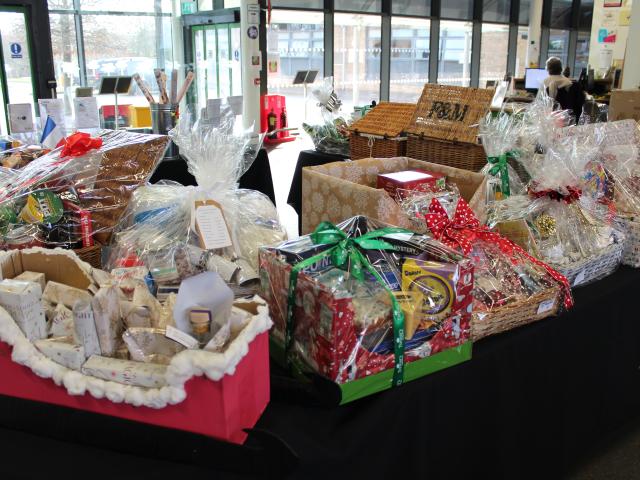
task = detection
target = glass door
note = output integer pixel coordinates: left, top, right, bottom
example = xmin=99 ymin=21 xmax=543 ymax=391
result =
xmin=191 ymin=23 xmax=241 ymax=114
xmin=0 ymin=7 xmax=37 ymax=135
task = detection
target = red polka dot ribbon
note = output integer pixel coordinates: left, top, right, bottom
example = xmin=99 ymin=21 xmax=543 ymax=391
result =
xmin=424 ymin=198 xmax=573 ymax=309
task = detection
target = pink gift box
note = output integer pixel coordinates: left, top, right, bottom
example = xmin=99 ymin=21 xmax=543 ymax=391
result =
xmin=0 ymin=331 xmax=270 ymax=444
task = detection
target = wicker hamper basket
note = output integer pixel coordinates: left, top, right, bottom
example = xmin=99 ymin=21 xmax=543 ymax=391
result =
xmin=554 ymin=242 xmax=624 ymax=287
xmin=619 ymin=215 xmax=640 ymax=267
xmin=74 ymin=244 xmax=102 ymax=269
xmin=406 ymin=84 xmax=494 ymax=172
xmin=349 ymin=102 xmax=416 ymax=160
xmin=472 ymin=287 xmax=561 ymax=340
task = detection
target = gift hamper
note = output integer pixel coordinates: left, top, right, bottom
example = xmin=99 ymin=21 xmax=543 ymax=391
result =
xmin=0 ymin=246 xmax=272 ymax=443
xmin=486 ymin=134 xmax=624 ymax=287
xmin=104 ymin=106 xmax=287 ymax=297
xmin=558 ymin=119 xmax=640 ymax=267
xmin=260 ymin=216 xmax=474 ymax=404
xmin=406 ymin=84 xmax=494 ymax=171
xmin=348 ymin=102 xmax=415 ymax=160
xmin=393 ymin=177 xmax=572 ymax=340
xmin=479 ymin=110 xmax=531 ymax=195
xmin=0 ymin=131 xmax=169 ymax=268
xmin=302 ymin=76 xmax=350 ymax=157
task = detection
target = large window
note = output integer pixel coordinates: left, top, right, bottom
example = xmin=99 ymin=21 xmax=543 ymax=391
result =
xmin=483 ymin=0 xmax=510 ymax=23
xmin=550 ymin=0 xmax=573 ymax=29
xmin=334 ymin=13 xmax=382 ymax=112
xmin=519 ymin=0 xmax=531 ymax=25
xmin=335 ymin=0 xmax=382 ymax=13
xmin=48 ymin=13 xmax=79 ymax=117
xmin=441 ymin=0 xmax=473 ymax=20
xmin=392 ymin=0 xmax=431 ymax=16
xmin=574 ymin=32 xmax=590 ymax=75
xmin=267 ymin=10 xmax=324 ymax=126
xmin=389 ymin=17 xmax=430 ymax=102
xmin=548 ymin=29 xmax=570 ymax=68
xmin=438 ymin=21 xmax=473 ymax=86
xmin=271 ymin=0 xmax=324 ymax=8
xmin=480 ymin=24 xmax=509 ymax=87
xmin=48 ymin=1 xmax=173 ymax=124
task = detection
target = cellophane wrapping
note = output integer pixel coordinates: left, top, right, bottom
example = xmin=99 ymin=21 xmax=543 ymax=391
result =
xmin=557 ymin=119 xmax=640 ymax=266
xmin=479 ymin=111 xmax=528 ymax=201
xmin=1 ymin=144 xmax=48 ymax=169
xmin=396 ymin=190 xmax=570 ymax=338
xmin=302 ymin=77 xmax=350 ymax=156
xmin=105 ymin=107 xmax=286 ymax=294
xmin=259 ymin=216 xmax=474 ymax=384
xmin=0 ymin=130 xmax=169 ymax=249
xmin=486 ymin=103 xmax=625 ymax=286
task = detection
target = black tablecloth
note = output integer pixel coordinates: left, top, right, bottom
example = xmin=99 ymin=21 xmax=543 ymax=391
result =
xmin=2 ymin=267 xmax=640 ymax=479
xmin=286 ymin=150 xmax=349 ymax=233
xmin=149 ymin=149 xmax=276 ymax=205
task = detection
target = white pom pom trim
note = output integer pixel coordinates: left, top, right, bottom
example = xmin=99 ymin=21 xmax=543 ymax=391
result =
xmin=0 ymin=296 xmax=272 ymax=409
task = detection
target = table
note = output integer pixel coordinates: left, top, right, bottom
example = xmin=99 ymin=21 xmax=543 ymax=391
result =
xmin=149 ymin=149 xmax=276 ymax=205
xmin=2 ymin=267 xmax=640 ymax=479
xmin=286 ymin=149 xmax=349 ymax=233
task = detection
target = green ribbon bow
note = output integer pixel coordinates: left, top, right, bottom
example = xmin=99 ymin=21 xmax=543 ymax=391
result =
xmin=487 ymin=151 xmax=518 ymax=198
xmin=286 ymin=221 xmax=412 ymax=387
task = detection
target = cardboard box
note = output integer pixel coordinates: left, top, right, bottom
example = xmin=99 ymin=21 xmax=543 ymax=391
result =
xmin=0 ymin=248 xmax=271 ymax=444
xmin=0 ymin=249 xmax=93 ymax=290
xmin=301 ymin=157 xmax=486 ymax=234
xmin=609 ymin=90 xmax=640 ymax=122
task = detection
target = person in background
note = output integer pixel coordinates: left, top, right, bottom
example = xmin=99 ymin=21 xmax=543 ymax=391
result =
xmin=543 ymin=57 xmax=573 ymax=99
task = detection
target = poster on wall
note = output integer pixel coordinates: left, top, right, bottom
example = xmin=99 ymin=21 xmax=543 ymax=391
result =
xmin=618 ymin=7 xmax=631 ymax=25
xmin=598 ymin=28 xmax=617 ymax=43
xmin=599 ymin=48 xmax=614 ymax=69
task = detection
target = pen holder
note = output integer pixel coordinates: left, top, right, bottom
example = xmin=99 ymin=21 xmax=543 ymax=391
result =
xmin=151 ymin=103 xmax=179 ymax=160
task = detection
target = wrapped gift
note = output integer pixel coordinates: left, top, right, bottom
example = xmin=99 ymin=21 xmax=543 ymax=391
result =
xmin=260 ymin=216 xmax=474 ymax=403
xmin=0 ymin=131 xmax=169 ymax=254
xmin=81 ymin=355 xmax=168 ymax=388
xmin=0 ymin=279 xmax=46 ymax=341
xmin=557 ymin=119 xmax=640 ymax=267
xmin=302 ymin=76 xmax=350 ymax=157
xmin=302 ymin=156 xmax=486 ymax=235
xmin=482 ymin=95 xmax=626 ymax=286
xmin=422 ymin=197 xmax=573 ymax=340
xmin=34 ymin=336 xmax=84 ymax=370
xmin=105 ymin=106 xmax=286 ymax=295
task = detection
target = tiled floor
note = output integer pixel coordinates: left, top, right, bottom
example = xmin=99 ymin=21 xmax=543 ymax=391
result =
xmin=264 ymin=134 xmax=314 ymax=239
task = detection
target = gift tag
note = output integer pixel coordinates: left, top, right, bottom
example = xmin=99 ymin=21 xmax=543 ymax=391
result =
xmin=165 ymin=325 xmax=199 ymax=349
xmin=194 ymin=200 xmax=233 ymax=250
xmin=537 ymin=298 xmax=556 ymax=315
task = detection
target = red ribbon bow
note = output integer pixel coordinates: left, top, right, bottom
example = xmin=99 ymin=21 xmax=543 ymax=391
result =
xmin=424 ymin=198 xmax=574 ymax=309
xmin=56 ymin=132 xmax=102 ymax=158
